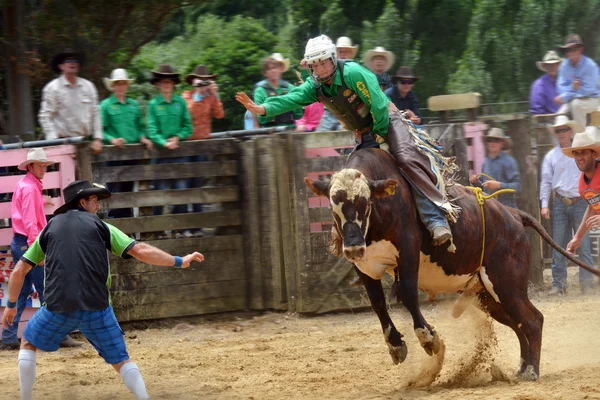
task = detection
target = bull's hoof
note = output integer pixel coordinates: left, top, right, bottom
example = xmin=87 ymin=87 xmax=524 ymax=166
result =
xmin=387 ymin=341 xmax=408 ymax=365
xmin=415 ymin=328 xmax=441 ymax=356
xmin=518 ymin=365 xmax=539 ymax=381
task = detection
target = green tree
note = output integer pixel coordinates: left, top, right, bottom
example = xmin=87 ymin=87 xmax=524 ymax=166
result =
xmin=319 ymin=0 xmax=349 ymax=41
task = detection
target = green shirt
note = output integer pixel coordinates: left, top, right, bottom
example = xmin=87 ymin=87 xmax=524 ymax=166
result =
xmin=99 ymin=95 xmax=145 ymax=145
xmin=254 ymin=80 xmax=304 ymax=128
xmin=22 ymin=209 xmax=136 ymax=312
xmin=261 ymin=62 xmax=390 ymax=137
xmin=147 ymin=94 xmax=193 ymax=147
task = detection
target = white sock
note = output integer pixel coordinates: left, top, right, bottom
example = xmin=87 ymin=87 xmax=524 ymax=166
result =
xmin=120 ymin=362 xmax=149 ymax=400
xmin=18 ymin=350 xmax=36 ymax=400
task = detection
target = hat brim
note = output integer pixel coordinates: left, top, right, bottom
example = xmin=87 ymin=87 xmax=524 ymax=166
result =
xmin=484 ymin=136 xmax=513 ymax=149
xmin=17 ymin=159 xmax=56 ymax=171
xmin=562 ymin=144 xmax=600 ymax=158
xmin=51 ymin=52 xmax=84 ymax=74
xmin=150 ymin=72 xmax=181 ymax=85
xmin=103 ymin=77 xmax=135 ymax=92
xmin=184 ymin=73 xmax=218 ymax=86
xmin=547 ymin=121 xmax=585 ymax=135
xmin=271 ymin=59 xmax=290 ymax=73
xmin=363 ymin=50 xmax=395 ymax=72
xmin=391 ymin=75 xmax=419 ymax=83
xmin=337 ymin=47 xmax=358 ymax=59
xmin=536 ymin=60 xmax=562 ymax=72
xmin=53 ymin=187 xmax=111 ymax=215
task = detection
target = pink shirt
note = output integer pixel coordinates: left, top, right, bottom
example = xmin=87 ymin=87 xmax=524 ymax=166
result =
xmin=11 ymin=172 xmax=47 ymax=246
xmin=296 ymin=102 xmax=325 ymax=132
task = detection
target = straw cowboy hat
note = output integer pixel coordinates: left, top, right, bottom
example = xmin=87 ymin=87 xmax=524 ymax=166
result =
xmin=184 ymin=65 xmax=218 ymax=86
xmin=363 ymin=46 xmax=395 ymax=72
xmin=562 ymin=127 xmax=600 ymax=158
xmin=51 ymin=48 xmax=84 ymax=74
xmin=103 ymin=69 xmax=135 ymax=91
xmin=269 ymin=53 xmax=290 ymax=72
xmin=484 ymin=127 xmax=512 ymax=149
xmin=335 ymin=37 xmax=358 ymax=59
xmin=54 ymin=180 xmax=111 ymax=215
xmin=536 ymin=51 xmax=562 ymax=72
xmin=558 ymin=33 xmax=585 ymax=51
xmin=391 ymin=66 xmax=419 ymax=83
xmin=18 ymin=148 xmax=57 ymax=171
xmin=547 ymin=115 xmax=584 ymax=135
xmin=150 ymin=64 xmax=180 ymax=85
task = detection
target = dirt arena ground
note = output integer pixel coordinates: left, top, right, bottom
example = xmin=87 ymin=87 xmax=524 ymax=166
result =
xmin=0 ymin=268 xmax=599 ymax=399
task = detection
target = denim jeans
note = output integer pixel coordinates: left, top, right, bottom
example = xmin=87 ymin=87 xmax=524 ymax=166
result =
xmin=152 ymin=157 xmax=189 ymax=216
xmin=187 ymin=155 xmax=208 ymax=213
xmin=316 ymin=109 xmax=342 ymax=132
xmin=412 ymin=188 xmax=449 ymax=234
xmin=105 ymin=160 xmax=136 ymax=219
xmin=551 ymin=199 xmax=595 ymax=289
xmin=2 ymin=234 xmax=45 ymax=344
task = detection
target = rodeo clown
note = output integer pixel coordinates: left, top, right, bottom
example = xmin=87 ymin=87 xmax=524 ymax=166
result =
xmin=236 ymin=35 xmax=458 ymax=247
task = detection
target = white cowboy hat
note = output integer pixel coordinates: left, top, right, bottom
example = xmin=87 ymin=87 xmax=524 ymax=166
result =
xmin=536 ymin=50 xmax=562 ymax=72
xmin=18 ymin=148 xmax=57 ymax=171
xmin=335 ymin=37 xmax=358 ymax=59
xmin=484 ymin=127 xmax=512 ymax=149
xmin=103 ymin=68 xmax=135 ymax=91
xmin=270 ymin=53 xmax=290 ymax=72
xmin=363 ymin=46 xmax=395 ymax=72
xmin=547 ymin=115 xmax=584 ymax=135
xmin=562 ymin=127 xmax=600 ymax=158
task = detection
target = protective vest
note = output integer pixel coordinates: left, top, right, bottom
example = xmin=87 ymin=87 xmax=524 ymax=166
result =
xmin=314 ymin=61 xmax=373 ymax=131
xmin=257 ymin=80 xmax=295 ymax=127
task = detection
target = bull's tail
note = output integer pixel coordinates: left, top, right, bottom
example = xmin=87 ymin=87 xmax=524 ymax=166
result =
xmin=515 ymin=209 xmax=600 ymax=278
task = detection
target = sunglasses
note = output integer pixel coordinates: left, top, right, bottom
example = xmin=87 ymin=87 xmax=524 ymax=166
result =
xmin=399 ymin=79 xmax=415 ymax=85
xmin=486 ymin=138 xmax=503 ymax=143
xmin=555 ymin=128 xmax=571 ymax=134
xmin=63 ymin=58 xmax=79 ymax=64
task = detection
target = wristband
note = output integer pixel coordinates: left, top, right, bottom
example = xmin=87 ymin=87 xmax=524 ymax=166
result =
xmin=6 ymin=300 xmax=16 ymax=309
xmin=173 ymin=256 xmax=183 ymax=268
xmin=573 ymin=234 xmax=582 ymax=241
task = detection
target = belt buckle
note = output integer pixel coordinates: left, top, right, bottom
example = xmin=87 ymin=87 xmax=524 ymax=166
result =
xmin=560 ymin=197 xmax=573 ymax=206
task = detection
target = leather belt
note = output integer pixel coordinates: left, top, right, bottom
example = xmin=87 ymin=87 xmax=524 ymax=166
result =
xmin=554 ymin=191 xmax=582 ymax=206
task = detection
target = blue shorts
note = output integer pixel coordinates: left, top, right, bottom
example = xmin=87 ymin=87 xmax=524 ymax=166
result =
xmin=23 ymin=305 xmax=129 ymax=364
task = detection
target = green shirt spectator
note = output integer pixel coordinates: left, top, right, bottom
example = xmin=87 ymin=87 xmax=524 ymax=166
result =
xmin=147 ymin=93 xmax=192 ymax=148
xmin=254 ymin=81 xmax=304 ymax=128
xmin=100 ymin=95 xmax=145 ymax=145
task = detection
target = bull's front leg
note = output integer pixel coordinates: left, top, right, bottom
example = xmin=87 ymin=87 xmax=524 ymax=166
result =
xmin=354 ymin=266 xmax=407 ymax=364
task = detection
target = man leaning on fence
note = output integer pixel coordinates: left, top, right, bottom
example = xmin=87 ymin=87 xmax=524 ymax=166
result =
xmin=529 ymin=51 xmax=562 ymax=115
xmin=38 ymin=49 xmax=103 ymax=154
xmin=1 ymin=149 xmax=82 ymax=350
xmin=540 ymin=116 xmax=595 ymax=295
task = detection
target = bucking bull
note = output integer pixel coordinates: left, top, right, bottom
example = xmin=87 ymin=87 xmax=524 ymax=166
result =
xmin=304 ymin=147 xmax=600 ymax=381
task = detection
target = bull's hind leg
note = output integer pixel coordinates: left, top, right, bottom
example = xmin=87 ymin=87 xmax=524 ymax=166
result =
xmin=354 ymin=266 xmax=407 ymax=364
xmin=476 ymin=291 xmax=529 ymax=375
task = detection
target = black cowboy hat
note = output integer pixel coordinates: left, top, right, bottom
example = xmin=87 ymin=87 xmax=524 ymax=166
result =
xmin=150 ymin=64 xmax=181 ymax=85
xmin=51 ymin=48 xmax=84 ymax=74
xmin=391 ymin=66 xmax=419 ymax=83
xmin=184 ymin=65 xmax=218 ymax=85
xmin=54 ymin=180 xmax=111 ymax=215
xmin=558 ymin=33 xmax=585 ymax=52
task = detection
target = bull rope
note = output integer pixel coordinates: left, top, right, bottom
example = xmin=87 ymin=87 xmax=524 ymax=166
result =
xmin=466 ymin=173 xmax=516 ymax=269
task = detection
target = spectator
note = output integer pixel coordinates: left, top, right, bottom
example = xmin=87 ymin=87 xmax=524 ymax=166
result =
xmin=254 ymin=53 xmax=303 ymax=129
xmin=469 ymin=128 xmax=521 ymax=208
xmin=540 ymin=115 xmax=594 ymax=295
xmin=100 ymin=68 xmax=153 ymax=219
xmin=146 ymin=64 xmax=192 ymax=238
xmin=555 ymin=34 xmax=600 ymax=127
xmin=296 ymin=102 xmax=325 ymax=132
xmin=38 ymin=48 xmax=102 ymax=154
xmin=363 ymin=46 xmax=395 ymax=91
xmin=529 ymin=51 xmax=562 ymax=115
xmin=317 ymin=37 xmax=359 ymax=132
xmin=0 ymin=148 xmax=82 ymax=350
xmin=385 ymin=66 xmax=422 ymax=125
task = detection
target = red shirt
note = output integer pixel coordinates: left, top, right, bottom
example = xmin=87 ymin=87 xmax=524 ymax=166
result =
xmin=579 ymin=166 xmax=600 ymax=214
xmin=182 ymin=90 xmax=225 ymax=140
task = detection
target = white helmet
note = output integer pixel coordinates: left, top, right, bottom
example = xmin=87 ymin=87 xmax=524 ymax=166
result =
xmin=304 ymin=35 xmax=337 ymax=83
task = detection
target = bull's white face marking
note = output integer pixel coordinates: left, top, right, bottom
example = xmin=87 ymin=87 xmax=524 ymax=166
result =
xmin=417 ymin=253 xmax=472 ymax=297
xmin=353 ymin=240 xmax=399 ymax=279
xmin=480 ymin=266 xmax=500 ymax=303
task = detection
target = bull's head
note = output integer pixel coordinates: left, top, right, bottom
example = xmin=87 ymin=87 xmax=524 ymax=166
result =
xmin=305 ymin=169 xmax=398 ymax=262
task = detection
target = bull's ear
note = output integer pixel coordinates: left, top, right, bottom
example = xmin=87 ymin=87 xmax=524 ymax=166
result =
xmin=304 ymin=177 xmax=330 ymax=197
xmin=370 ymin=179 xmax=398 ymax=198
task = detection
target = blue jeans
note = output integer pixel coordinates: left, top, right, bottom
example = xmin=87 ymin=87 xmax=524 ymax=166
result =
xmin=105 ymin=160 xmax=136 ymax=219
xmin=2 ymin=234 xmax=45 ymax=344
xmin=316 ymin=109 xmax=342 ymax=132
xmin=152 ymin=157 xmax=189 ymax=216
xmin=187 ymin=155 xmax=208 ymax=213
xmin=412 ymin=188 xmax=449 ymax=234
xmin=551 ymin=199 xmax=595 ymax=289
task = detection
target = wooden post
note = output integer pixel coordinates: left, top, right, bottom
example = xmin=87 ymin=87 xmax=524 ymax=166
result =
xmin=75 ymin=143 xmax=93 ymax=181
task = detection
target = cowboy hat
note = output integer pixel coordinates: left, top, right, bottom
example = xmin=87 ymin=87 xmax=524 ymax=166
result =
xmin=184 ymin=65 xmax=218 ymax=86
xmin=562 ymin=127 xmax=600 ymax=158
xmin=54 ymin=180 xmax=111 ymax=215
xmin=269 ymin=53 xmax=290 ymax=72
xmin=51 ymin=48 xmax=84 ymax=74
xmin=547 ymin=115 xmax=584 ymax=135
xmin=391 ymin=66 xmax=419 ymax=83
xmin=17 ymin=148 xmax=57 ymax=171
xmin=484 ymin=127 xmax=512 ymax=149
xmin=103 ymin=69 xmax=135 ymax=91
xmin=150 ymin=64 xmax=180 ymax=85
xmin=335 ymin=37 xmax=358 ymax=59
xmin=363 ymin=46 xmax=395 ymax=72
xmin=536 ymin=51 xmax=562 ymax=72
xmin=558 ymin=33 xmax=585 ymax=51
